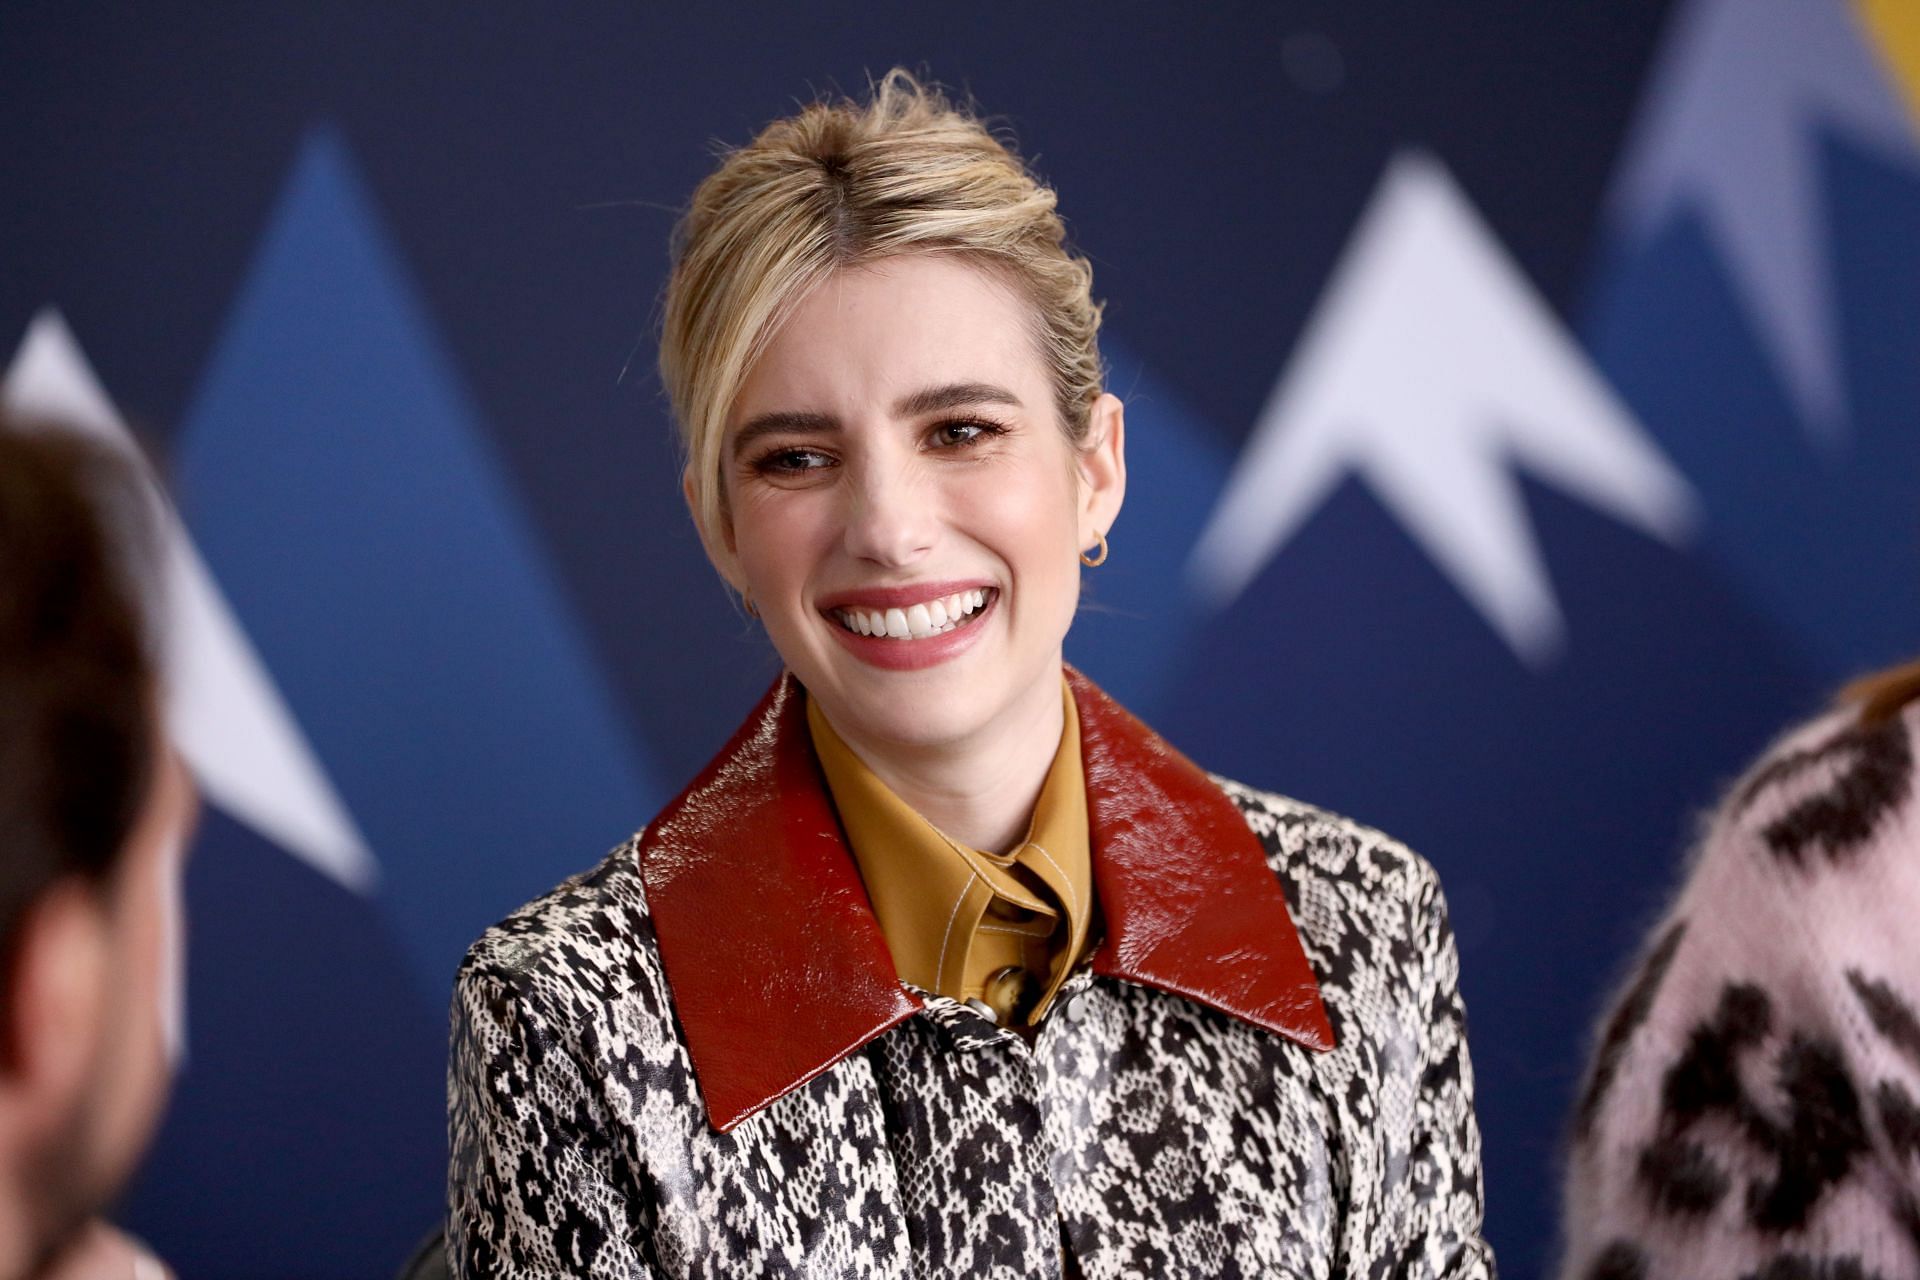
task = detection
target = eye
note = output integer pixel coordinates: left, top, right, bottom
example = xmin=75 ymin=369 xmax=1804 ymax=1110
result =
xmin=928 ymin=417 xmax=1007 ymax=449
xmin=751 ymin=446 xmax=835 ymax=475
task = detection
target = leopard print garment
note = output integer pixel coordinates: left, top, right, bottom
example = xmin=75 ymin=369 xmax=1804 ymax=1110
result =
xmin=1561 ymin=702 xmax=1920 ymax=1280
xmin=448 ymin=782 xmax=1493 ymax=1278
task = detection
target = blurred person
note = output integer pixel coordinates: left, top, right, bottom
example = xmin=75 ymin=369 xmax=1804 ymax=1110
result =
xmin=1561 ymin=660 xmax=1920 ymax=1279
xmin=449 ymin=71 xmax=1492 ymax=1277
xmin=0 ymin=417 xmax=192 ymax=1280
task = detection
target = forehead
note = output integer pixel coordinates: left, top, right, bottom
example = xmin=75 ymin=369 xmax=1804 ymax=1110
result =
xmin=732 ymin=255 xmax=1047 ymax=420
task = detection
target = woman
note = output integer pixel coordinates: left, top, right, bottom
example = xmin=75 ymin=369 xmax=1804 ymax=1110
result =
xmin=449 ymin=72 xmax=1492 ymax=1278
xmin=1561 ymin=661 xmax=1920 ymax=1280
xmin=0 ymin=417 xmax=190 ymax=1280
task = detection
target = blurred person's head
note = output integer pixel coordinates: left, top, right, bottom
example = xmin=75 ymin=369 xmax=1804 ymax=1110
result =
xmin=0 ymin=415 xmax=193 ymax=1279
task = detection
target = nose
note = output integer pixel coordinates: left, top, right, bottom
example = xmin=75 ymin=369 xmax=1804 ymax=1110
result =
xmin=841 ymin=454 xmax=936 ymax=568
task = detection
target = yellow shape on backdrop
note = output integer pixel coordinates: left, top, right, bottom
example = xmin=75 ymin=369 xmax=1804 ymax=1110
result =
xmin=1858 ymin=0 xmax=1920 ymax=124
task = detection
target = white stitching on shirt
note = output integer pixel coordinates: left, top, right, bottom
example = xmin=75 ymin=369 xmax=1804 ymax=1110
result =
xmin=1025 ymin=842 xmax=1079 ymax=914
xmin=932 ymin=872 xmax=977 ymax=993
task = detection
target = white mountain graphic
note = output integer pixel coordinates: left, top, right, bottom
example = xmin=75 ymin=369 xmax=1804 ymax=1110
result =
xmin=3 ymin=310 xmax=378 ymax=894
xmin=1188 ymin=152 xmax=1698 ymax=668
xmin=1608 ymin=0 xmax=1920 ymax=443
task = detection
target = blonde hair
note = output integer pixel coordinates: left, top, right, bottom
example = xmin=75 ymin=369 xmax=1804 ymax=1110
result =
xmin=659 ymin=69 xmax=1105 ymax=557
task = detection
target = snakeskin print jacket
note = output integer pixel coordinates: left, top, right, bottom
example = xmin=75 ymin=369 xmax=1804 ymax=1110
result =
xmin=448 ymin=670 xmax=1494 ymax=1278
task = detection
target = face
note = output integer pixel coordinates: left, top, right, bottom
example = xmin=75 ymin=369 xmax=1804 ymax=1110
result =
xmin=16 ymin=725 xmax=195 ymax=1273
xmin=707 ymin=254 xmax=1123 ymax=758
xmin=81 ymin=738 xmax=195 ymax=1196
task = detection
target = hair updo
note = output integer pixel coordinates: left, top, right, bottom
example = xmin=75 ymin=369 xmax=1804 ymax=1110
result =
xmin=659 ymin=69 xmax=1105 ymax=558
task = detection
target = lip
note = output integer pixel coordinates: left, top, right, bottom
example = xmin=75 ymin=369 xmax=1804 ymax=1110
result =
xmin=816 ymin=579 xmax=996 ymax=612
xmin=821 ymin=586 xmax=999 ymax=672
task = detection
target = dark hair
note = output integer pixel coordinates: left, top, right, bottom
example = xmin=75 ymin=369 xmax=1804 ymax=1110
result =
xmin=0 ymin=416 xmax=159 ymax=971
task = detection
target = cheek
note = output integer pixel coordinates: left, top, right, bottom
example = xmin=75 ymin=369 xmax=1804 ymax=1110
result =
xmin=152 ymin=837 xmax=188 ymax=1064
xmin=958 ymin=473 xmax=1082 ymax=626
xmin=731 ymin=496 xmax=829 ymax=589
xmin=117 ymin=835 xmax=187 ymax=1066
xmin=84 ymin=838 xmax=185 ymax=1190
xmin=969 ymin=468 xmax=1080 ymax=563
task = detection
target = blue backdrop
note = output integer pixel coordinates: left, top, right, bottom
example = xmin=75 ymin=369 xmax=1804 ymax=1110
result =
xmin=5 ymin=3 xmax=1918 ymax=1274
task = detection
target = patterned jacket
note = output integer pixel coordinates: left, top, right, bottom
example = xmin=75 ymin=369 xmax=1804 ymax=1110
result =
xmin=448 ymin=670 xmax=1494 ymax=1278
xmin=1560 ymin=699 xmax=1920 ymax=1280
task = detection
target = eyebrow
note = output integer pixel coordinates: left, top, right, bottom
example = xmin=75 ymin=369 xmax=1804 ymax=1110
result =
xmin=729 ymin=382 xmax=1025 ymax=458
xmin=892 ymin=381 xmax=1024 ymax=418
xmin=729 ymin=410 xmax=837 ymax=457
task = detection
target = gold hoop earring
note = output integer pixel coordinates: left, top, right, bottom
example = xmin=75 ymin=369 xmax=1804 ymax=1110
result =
xmin=1080 ymin=531 xmax=1109 ymax=568
xmin=741 ymin=589 xmax=758 ymax=619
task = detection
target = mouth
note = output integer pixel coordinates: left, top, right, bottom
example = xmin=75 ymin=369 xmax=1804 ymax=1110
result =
xmin=828 ymin=587 xmax=998 ymax=640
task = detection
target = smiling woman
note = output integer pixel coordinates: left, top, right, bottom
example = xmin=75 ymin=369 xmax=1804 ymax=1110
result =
xmin=708 ymin=256 xmax=1120 ymax=836
xmin=447 ymin=71 xmax=1494 ymax=1279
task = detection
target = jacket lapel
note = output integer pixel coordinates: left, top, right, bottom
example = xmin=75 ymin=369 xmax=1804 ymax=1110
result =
xmin=1068 ymin=669 xmax=1336 ymax=1053
xmin=639 ymin=676 xmax=920 ymax=1133
xmin=640 ymin=669 xmax=1333 ymax=1133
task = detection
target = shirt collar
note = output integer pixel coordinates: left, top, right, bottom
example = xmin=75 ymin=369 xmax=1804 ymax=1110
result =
xmin=639 ymin=667 xmax=1335 ymax=1132
xmin=805 ymin=677 xmax=1089 ymax=1002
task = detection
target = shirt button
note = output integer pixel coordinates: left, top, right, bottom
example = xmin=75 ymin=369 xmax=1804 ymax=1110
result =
xmin=1064 ymin=993 xmax=1089 ymax=1023
xmin=982 ymin=966 xmax=1029 ymax=1024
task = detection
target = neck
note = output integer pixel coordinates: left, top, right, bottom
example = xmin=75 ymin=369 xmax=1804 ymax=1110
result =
xmin=823 ymin=667 xmax=1065 ymax=854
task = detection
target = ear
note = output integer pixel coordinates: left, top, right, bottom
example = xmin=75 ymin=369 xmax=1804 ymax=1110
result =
xmin=1 ymin=881 xmax=109 ymax=1121
xmin=1075 ymin=393 xmax=1127 ymax=554
xmin=682 ymin=467 xmax=746 ymax=594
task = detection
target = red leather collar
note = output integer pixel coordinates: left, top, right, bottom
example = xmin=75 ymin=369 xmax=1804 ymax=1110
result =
xmin=639 ymin=668 xmax=1334 ymax=1132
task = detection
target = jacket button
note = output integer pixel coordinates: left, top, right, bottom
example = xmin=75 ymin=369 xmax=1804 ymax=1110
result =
xmin=1064 ymin=993 xmax=1089 ymax=1023
xmin=964 ymin=997 xmax=1001 ymax=1025
xmin=982 ymin=966 xmax=1029 ymax=1024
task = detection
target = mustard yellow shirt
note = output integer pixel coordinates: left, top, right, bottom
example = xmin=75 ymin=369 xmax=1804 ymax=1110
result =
xmin=806 ymin=678 xmax=1094 ymax=1027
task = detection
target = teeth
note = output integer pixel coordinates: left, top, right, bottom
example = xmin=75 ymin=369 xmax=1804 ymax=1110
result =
xmin=832 ymin=588 xmax=993 ymax=639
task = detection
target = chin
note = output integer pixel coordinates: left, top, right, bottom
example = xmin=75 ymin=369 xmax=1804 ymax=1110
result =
xmin=821 ymin=674 xmax=990 ymax=750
